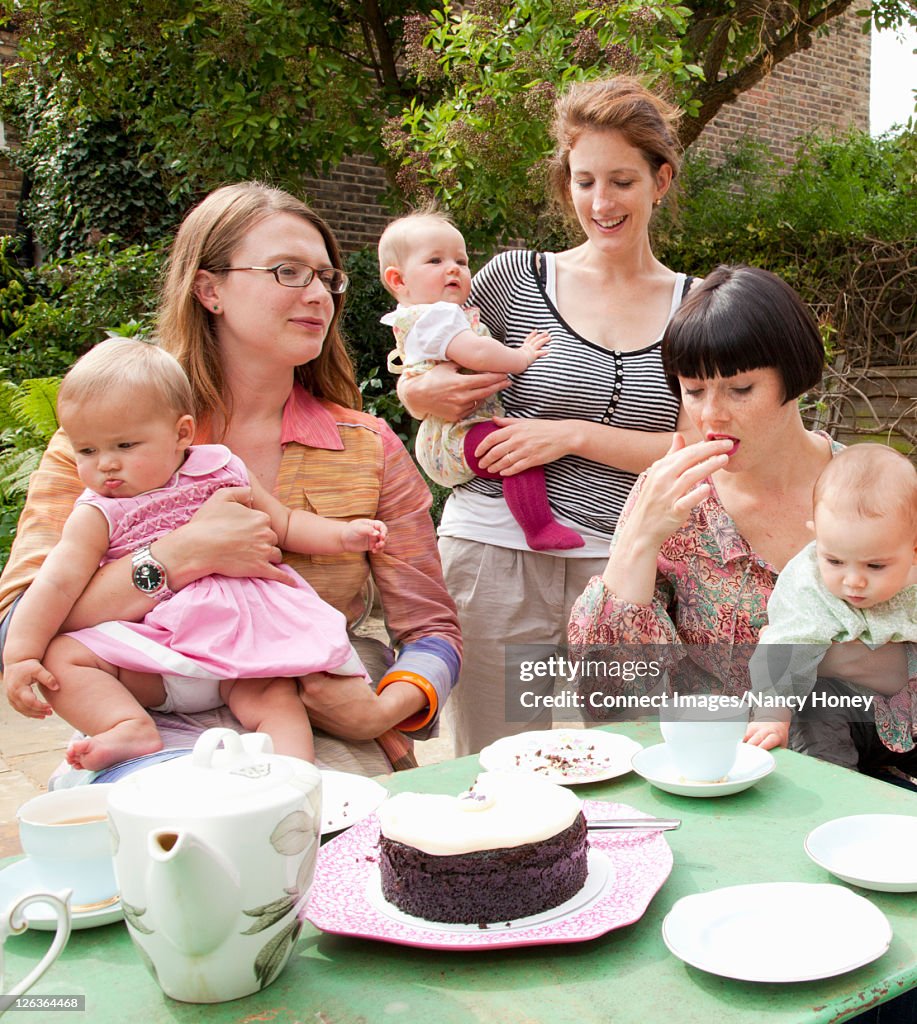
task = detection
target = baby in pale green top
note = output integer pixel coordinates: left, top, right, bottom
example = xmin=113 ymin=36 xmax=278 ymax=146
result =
xmin=749 ymin=444 xmax=917 ymax=748
xmin=764 ymin=443 xmax=916 ymax=656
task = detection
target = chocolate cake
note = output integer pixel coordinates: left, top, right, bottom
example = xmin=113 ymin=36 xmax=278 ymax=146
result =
xmin=377 ymin=772 xmax=589 ymax=924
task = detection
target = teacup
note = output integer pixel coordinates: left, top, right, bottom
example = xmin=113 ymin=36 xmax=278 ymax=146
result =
xmin=16 ymin=786 xmax=117 ymax=912
xmin=0 ymin=889 xmax=71 ymax=1014
xmin=660 ymin=710 xmax=748 ymax=783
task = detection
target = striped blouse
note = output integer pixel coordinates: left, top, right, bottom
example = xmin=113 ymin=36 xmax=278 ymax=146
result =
xmin=458 ymin=249 xmax=685 ymax=539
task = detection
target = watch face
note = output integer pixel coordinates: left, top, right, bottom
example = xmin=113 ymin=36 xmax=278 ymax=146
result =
xmin=133 ymin=562 xmax=165 ymax=594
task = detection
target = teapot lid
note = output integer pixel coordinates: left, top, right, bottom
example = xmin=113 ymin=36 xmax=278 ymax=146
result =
xmin=108 ymin=729 xmax=320 ymax=815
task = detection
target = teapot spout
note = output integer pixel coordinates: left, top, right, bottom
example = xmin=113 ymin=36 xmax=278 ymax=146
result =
xmin=147 ymin=830 xmax=240 ymax=956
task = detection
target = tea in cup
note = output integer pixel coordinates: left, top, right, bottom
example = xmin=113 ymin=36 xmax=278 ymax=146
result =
xmin=660 ymin=709 xmax=748 ymax=783
xmin=16 ymin=786 xmax=117 ymax=912
xmin=0 ymin=889 xmax=71 ymax=1011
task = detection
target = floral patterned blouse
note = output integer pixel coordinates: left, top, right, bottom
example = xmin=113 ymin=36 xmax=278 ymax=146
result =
xmin=568 ymin=442 xmax=916 ymax=753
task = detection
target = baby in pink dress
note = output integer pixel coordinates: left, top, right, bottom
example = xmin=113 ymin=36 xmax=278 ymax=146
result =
xmin=3 ymin=339 xmax=386 ymax=768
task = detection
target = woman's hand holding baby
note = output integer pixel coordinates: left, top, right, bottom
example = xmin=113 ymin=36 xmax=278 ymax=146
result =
xmin=818 ymin=640 xmax=909 ymax=696
xmin=472 ymin=416 xmax=573 ymax=475
xmin=170 ymin=486 xmax=290 ymax=587
xmin=398 ymin=361 xmax=509 ymax=422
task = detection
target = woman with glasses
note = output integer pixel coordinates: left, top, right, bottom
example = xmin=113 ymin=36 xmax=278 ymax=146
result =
xmin=0 ymin=182 xmax=461 ymax=777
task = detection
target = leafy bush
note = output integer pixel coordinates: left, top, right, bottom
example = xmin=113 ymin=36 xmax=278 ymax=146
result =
xmin=655 ymin=131 xmax=917 ymax=282
xmin=342 ymin=246 xmax=417 ymax=444
xmin=0 ymin=238 xmax=166 ymax=383
xmin=0 ymin=78 xmax=190 ymax=260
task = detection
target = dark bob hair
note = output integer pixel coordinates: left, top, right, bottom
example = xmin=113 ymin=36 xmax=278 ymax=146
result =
xmin=662 ymin=265 xmax=825 ymax=404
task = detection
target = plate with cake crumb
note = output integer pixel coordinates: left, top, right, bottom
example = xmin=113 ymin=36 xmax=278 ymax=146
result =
xmin=479 ymin=729 xmax=643 ymax=784
xmin=320 ymin=770 xmax=388 ymax=835
xmin=307 ymin=799 xmax=674 ymax=950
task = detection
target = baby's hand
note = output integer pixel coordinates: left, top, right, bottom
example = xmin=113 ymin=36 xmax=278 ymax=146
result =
xmin=3 ymin=659 xmax=57 ymax=719
xmin=341 ymin=518 xmax=388 ymax=553
xmin=744 ymin=713 xmax=790 ymax=750
xmin=519 ymin=330 xmax=550 ymax=367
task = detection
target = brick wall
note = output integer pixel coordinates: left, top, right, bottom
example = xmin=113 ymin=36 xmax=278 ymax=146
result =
xmin=0 ymin=12 xmax=873 ymax=253
xmin=301 ymin=154 xmax=393 ymax=255
xmin=697 ymin=9 xmax=871 ymax=164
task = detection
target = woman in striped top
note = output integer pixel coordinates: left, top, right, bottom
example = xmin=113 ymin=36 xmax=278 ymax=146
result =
xmin=398 ymin=77 xmax=696 ymax=757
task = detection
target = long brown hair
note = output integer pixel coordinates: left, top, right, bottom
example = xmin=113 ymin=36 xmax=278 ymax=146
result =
xmin=157 ymin=182 xmax=360 ymax=432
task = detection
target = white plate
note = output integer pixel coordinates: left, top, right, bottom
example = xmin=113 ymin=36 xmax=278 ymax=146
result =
xmin=479 ymin=730 xmax=643 ymax=784
xmin=320 ymin=770 xmax=388 ymax=835
xmin=0 ymin=858 xmax=123 ymax=931
xmin=631 ymin=742 xmax=774 ymax=797
xmin=805 ymin=814 xmax=917 ymax=892
xmin=663 ymin=882 xmax=892 ymax=982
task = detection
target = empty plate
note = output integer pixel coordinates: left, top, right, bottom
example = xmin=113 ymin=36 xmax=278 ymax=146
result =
xmin=663 ymin=882 xmax=891 ymax=982
xmin=805 ymin=814 xmax=917 ymax=892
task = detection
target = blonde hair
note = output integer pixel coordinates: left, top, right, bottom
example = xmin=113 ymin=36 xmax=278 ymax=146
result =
xmin=814 ymin=444 xmax=917 ymax=534
xmin=549 ymin=76 xmax=682 ymax=221
xmin=377 ymin=206 xmax=458 ymax=297
xmin=58 ymin=337 xmax=193 ymax=419
xmin=157 ymin=182 xmax=359 ymax=432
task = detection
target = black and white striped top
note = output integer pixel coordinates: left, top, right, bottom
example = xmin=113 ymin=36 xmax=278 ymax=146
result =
xmin=440 ymin=249 xmax=685 ymax=546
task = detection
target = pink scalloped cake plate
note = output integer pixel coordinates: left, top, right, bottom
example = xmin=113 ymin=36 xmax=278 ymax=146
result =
xmin=305 ymin=800 xmax=674 ymax=950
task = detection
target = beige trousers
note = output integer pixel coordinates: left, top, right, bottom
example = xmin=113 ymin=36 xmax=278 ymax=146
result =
xmin=439 ymin=536 xmax=607 ymax=758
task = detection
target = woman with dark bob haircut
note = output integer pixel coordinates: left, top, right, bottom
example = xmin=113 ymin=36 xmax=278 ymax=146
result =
xmin=569 ymin=264 xmax=916 ymax=788
xmin=662 ymin=264 xmax=825 ymax=403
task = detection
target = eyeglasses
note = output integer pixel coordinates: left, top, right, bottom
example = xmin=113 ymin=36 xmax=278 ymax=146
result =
xmin=222 ymin=262 xmax=349 ymax=294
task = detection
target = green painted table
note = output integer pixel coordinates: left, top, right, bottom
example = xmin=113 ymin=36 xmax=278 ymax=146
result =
xmin=4 ymin=722 xmax=916 ymax=1023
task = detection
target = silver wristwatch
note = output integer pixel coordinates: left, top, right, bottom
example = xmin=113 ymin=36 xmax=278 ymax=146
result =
xmin=130 ymin=546 xmax=171 ymax=600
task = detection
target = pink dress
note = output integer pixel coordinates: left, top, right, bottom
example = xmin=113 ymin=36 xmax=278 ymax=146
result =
xmin=66 ymin=445 xmax=360 ymax=695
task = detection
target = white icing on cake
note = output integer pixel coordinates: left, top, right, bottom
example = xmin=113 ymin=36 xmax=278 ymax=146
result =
xmin=378 ymin=771 xmax=582 ymax=855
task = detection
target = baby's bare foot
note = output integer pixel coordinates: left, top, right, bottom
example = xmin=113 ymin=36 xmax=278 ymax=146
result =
xmin=66 ymin=721 xmax=163 ymax=771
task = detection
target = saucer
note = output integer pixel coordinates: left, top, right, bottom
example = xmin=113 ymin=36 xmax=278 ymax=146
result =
xmin=632 ymin=743 xmax=775 ymax=797
xmin=0 ymin=858 xmax=123 ymax=930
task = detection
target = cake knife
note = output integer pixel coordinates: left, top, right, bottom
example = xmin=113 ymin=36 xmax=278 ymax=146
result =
xmin=586 ymin=817 xmax=681 ymax=832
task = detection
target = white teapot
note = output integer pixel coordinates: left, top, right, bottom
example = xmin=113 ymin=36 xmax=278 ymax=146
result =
xmin=107 ymin=729 xmax=321 ymax=1004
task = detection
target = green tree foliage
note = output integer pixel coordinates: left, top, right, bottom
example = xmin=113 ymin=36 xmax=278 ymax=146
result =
xmin=388 ymin=0 xmax=917 ymax=242
xmin=0 ymin=237 xmax=166 ymax=382
xmin=3 ymin=0 xmax=440 ymax=189
xmin=3 ymin=0 xmax=913 ymax=247
xmin=655 ymin=131 xmax=917 ymax=279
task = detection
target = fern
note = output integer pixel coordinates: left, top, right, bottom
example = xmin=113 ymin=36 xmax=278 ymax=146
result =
xmin=10 ymin=378 xmax=61 ymax=441
xmin=0 ymin=374 xmax=61 ymax=501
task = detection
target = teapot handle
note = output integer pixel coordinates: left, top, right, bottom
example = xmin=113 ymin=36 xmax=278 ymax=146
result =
xmin=191 ymin=728 xmax=245 ymax=767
